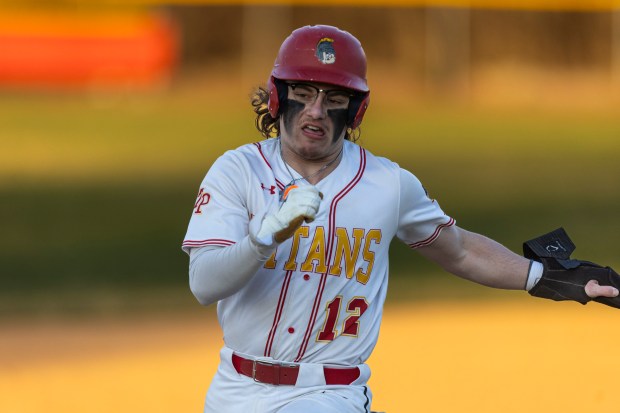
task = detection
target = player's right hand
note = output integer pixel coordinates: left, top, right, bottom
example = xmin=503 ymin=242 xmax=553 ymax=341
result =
xmin=253 ymin=185 xmax=322 ymax=247
xmin=584 ymin=279 xmax=620 ymax=298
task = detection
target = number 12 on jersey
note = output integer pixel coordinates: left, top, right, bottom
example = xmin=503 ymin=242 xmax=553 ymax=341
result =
xmin=317 ymin=296 xmax=369 ymax=342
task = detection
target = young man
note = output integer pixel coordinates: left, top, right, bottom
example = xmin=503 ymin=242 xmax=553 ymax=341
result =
xmin=183 ymin=25 xmax=619 ymax=413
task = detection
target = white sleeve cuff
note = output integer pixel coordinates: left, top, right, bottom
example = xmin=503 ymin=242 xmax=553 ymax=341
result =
xmin=525 ymin=260 xmax=544 ymax=291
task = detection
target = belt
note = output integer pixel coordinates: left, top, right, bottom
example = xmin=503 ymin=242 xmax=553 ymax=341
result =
xmin=231 ymin=353 xmax=360 ymax=386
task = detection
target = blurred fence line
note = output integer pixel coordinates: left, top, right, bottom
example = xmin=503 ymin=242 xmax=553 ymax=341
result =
xmin=172 ymin=4 xmax=620 ymax=102
xmin=0 ymin=4 xmax=618 ymax=100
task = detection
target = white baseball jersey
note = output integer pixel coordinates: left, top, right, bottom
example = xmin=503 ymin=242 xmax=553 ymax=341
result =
xmin=183 ymin=138 xmax=454 ymax=366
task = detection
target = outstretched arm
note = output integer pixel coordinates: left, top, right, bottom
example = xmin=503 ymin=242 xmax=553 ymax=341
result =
xmin=417 ymin=225 xmax=618 ymax=298
xmin=416 ymin=225 xmax=529 ymax=289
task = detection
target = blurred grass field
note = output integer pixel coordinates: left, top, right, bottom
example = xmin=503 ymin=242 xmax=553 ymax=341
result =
xmin=1 ymin=70 xmax=619 ymax=316
xmin=1 ymin=68 xmax=619 ymax=413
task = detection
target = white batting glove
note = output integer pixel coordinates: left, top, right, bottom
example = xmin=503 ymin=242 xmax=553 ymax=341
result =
xmin=252 ymin=185 xmax=322 ymax=248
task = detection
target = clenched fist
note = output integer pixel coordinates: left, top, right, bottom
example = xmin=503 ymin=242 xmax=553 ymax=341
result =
xmin=252 ymin=185 xmax=323 ymax=248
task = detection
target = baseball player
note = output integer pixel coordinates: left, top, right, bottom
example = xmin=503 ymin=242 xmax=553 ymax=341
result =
xmin=183 ymin=25 xmax=620 ymax=413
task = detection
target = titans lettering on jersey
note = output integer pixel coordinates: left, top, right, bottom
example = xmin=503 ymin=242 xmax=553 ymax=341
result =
xmin=262 ymin=226 xmax=381 ymax=285
xmin=182 ymin=139 xmax=454 ymax=366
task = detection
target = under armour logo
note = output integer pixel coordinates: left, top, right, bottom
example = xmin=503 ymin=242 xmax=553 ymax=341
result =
xmin=193 ymin=187 xmax=211 ymax=214
xmin=545 ymin=240 xmax=567 ymax=253
xmin=261 ymin=183 xmax=276 ymax=195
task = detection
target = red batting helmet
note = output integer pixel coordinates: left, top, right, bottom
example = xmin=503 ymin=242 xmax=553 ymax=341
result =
xmin=267 ymin=25 xmax=370 ymax=129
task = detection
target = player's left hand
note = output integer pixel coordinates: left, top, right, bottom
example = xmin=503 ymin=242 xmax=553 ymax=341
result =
xmin=585 ymin=279 xmax=620 ymax=298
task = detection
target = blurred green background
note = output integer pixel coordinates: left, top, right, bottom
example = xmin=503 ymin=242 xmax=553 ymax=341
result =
xmin=1 ymin=2 xmax=619 ymax=319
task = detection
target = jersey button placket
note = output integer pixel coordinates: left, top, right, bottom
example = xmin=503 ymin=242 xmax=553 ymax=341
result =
xmin=293 ymin=275 xmax=309 ymax=335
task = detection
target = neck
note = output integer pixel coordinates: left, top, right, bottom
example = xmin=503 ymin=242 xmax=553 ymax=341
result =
xmin=280 ymin=140 xmax=344 ymax=185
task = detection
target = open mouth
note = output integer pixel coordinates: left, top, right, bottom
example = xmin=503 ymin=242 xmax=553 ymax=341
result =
xmin=302 ymin=124 xmax=325 ymax=136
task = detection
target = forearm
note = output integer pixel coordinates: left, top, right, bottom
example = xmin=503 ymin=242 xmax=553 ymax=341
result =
xmin=451 ymin=229 xmax=530 ymax=289
xmin=188 ymin=186 xmax=322 ymax=307
xmin=419 ymin=226 xmax=530 ymax=290
xmin=189 ymin=237 xmax=275 ymax=306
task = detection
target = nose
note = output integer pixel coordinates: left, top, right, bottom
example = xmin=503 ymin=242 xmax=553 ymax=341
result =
xmin=306 ymin=92 xmax=327 ymax=119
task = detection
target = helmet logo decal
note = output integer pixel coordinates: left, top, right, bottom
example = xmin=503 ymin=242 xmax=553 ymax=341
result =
xmin=316 ymin=37 xmax=336 ymax=64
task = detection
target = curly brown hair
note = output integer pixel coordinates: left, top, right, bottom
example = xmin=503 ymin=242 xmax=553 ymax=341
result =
xmin=250 ymin=86 xmax=361 ymax=142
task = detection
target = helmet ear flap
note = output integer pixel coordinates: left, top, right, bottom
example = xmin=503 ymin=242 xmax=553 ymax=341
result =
xmin=348 ymin=94 xmax=370 ymax=129
xmin=267 ymin=77 xmax=289 ymax=119
xmin=267 ymin=76 xmax=279 ymax=119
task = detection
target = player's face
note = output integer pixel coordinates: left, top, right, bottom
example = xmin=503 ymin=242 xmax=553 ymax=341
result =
xmin=280 ymin=82 xmax=352 ymax=161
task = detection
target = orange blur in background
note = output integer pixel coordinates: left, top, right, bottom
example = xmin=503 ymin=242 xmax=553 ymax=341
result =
xmin=0 ymin=10 xmax=178 ymax=88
